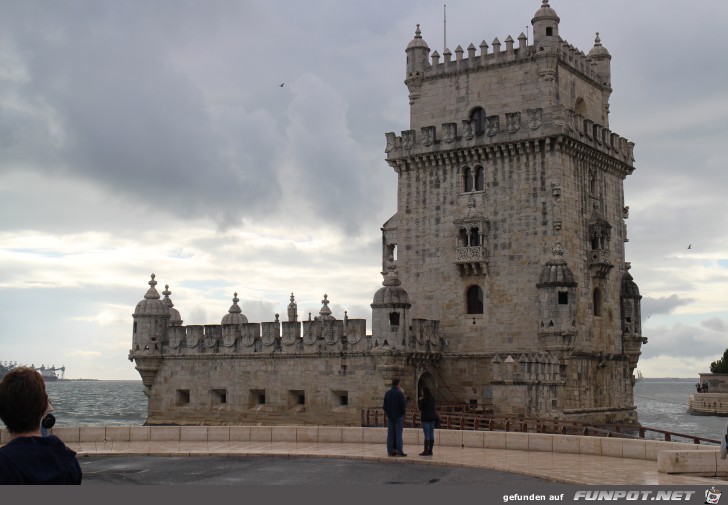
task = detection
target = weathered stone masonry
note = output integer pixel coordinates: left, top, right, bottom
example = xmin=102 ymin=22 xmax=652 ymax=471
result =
xmin=129 ymin=1 xmax=646 ymax=426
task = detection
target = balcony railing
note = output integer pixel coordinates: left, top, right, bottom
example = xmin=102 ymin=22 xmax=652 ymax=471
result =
xmin=455 ymin=247 xmax=487 ymax=276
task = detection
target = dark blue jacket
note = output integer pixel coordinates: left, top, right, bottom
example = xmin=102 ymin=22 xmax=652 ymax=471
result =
xmin=383 ymin=386 xmax=406 ymax=420
xmin=418 ymin=395 xmax=436 ymax=422
xmin=0 ymin=435 xmax=82 ymax=485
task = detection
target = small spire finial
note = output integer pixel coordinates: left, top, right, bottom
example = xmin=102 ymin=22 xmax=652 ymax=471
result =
xmin=319 ymin=294 xmax=333 ymax=318
xmin=287 ymin=292 xmax=298 ymax=322
xmin=162 ymin=284 xmax=174 ymax=308
xmin=415 ymin=24 xmax=421 ymax=39
xmin=144 ymin=273 xmax=160 ymax=300
xmin=228 ymin=292 xmax=241 ymax=314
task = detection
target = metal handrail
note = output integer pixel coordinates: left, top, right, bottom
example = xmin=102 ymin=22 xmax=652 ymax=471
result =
xmin=362 ymin=408 xmax=720 ymax=445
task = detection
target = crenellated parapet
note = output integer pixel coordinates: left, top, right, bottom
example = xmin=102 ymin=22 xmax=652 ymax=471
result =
xmin=385 ymin=114 xmax=634 ymax=173
xmin=167 ymin=310 xmax=369 ymax=356
xmin=405 ymin=11 xmax=609 ymax=98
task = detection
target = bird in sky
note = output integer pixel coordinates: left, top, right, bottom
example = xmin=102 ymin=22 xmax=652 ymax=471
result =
xmin=279 ymin=83 xmax=285 ymax=87
xmin=688 ymin=244 xmax=692 ymax=249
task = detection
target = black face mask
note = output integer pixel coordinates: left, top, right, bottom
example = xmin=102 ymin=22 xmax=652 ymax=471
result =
xmin=41 ymin=412 xmax=56 ymax=430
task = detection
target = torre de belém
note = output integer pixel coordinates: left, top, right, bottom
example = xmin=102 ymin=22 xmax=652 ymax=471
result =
xmin=129 ymin=1 xmax=646 ymax=426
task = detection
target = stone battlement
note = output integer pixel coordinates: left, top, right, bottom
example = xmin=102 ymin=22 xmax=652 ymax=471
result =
xmin=164 ymin=316 xmax=369 ymax=355
xmin=418 ymin=36 xmax=603 ymax=86
xmin=385 ymin=115 xmax=634 ymax=170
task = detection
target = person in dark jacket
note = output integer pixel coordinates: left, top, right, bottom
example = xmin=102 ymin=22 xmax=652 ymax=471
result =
xmin=382 ymin=378 xmax=407 ymax=457
xmin=417 ymin=385 xmax=436 ymax=456
xmin=0 ymin=367 xmax=82 ymax=484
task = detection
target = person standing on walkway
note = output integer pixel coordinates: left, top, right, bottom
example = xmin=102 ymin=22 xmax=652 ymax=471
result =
xmin=0 ymin=367 xmax=82 ymax=484
xmin=417 ymin=385 xmax=436 ymax=456
xmin=383 ymin=378 xmax=407 ymax=457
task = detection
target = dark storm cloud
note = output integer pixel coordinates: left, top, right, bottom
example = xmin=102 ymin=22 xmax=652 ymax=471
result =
xmin=0 ymin=1 xmax=415 ymax=234
xmin=0 ymin=2 xmax=285 ymax=228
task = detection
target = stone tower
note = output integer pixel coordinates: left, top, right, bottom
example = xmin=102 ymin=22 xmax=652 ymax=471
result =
xmin=128 ymin=2 xmax=646 ymax=427
xmin=383 ymin=1 xmax=646 ymax=422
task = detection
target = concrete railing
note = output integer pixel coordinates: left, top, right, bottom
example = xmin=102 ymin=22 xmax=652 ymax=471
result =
xmin=1 ymin=425 xmax=718 ymax=469
xmin=658 ymin=450 xmax=728 ymax=477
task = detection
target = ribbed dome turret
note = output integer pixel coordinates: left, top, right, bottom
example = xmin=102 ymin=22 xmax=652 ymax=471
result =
xmin=588 ymin=32 xmax=611 ymax=59
xmin=531 ymin=0 xmax=560 ymax=45
xmin=532 ymin=0 xmax=560 ymax=24
xmin=221 ymin=292 xmax=248 ymax=325
xmin=405 ymin=24 xmax=431 ymax=80
xmin=134 ymin=274 xmax=168 ymax=315
xmin=372 ymin=257 xmax=410 ymax=306
xmin=406 ymin=24 xmax=429 ymax=51
xmin=537 ymin=244 xmax=577 ymax=287
xmin=162 ymin=284 xmax=183 ymax=326
xmin=621 ymin=264 xmax=641 ymax=299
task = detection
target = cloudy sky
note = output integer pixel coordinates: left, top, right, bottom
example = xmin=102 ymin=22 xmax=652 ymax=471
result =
xmin=1 ymin=1 xmax=726 ymax=380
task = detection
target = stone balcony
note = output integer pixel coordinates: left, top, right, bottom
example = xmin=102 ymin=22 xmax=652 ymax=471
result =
xmin=588 ymin=249 xmax=613 ymax=278
xmin=455 ymin=246 xmax=487 ymax=276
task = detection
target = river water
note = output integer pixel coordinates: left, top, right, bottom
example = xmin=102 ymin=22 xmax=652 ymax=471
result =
xmin=42 ymin=378 xmax=726 ymax=441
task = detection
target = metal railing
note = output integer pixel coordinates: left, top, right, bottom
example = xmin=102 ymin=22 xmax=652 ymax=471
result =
xmin=361 ymin=408 xmax=720 ymax=445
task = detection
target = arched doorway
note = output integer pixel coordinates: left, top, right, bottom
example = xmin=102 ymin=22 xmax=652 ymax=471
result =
xmin=417 ymin=371 xmax=437 ymax=402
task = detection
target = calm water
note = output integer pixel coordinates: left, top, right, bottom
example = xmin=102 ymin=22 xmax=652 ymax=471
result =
xmin=43 ymin=378 xmax=727 ymax=441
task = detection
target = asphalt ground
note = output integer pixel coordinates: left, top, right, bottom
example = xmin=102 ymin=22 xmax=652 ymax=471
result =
xmin=78 ymin=455 xmax=553 ymax=485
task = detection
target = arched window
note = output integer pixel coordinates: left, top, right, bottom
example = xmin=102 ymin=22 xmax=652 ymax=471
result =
xmin=458 ymin=228 xmax=469 ymax=247
xmin=593 ymin=288 xmax=602 ymax=317
xmin=466 ymin=285 xmax=484 ymax=314
xmin=575 ymin=97 xmax=586 ymax=116
xmin=474 ymin=166 xmax=484 ymax=191
xmin=463 ymin=167 xmax=473 ymax=192
xmin=469 ymin=227 xmax=480 ymax=247
xmin=470 ymin=107 xmax=486 ymax=137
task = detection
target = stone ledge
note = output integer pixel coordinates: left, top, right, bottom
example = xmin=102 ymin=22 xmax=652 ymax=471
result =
xmin=657 ymin=450 xmax=725 ymax=476
xmin=0 ymin=426 xmax=716 ymax=462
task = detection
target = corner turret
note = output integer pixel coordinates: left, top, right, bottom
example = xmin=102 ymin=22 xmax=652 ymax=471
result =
xmin=371 ymin=256 xmax=411 ymax=349
xmin=537 ymin=243 xmax=577 ymax=353
xmin=132 ymin=273 xmax=169 ymax=353
xmin=405 ymin=24 xmax=430 ymax=78
xmin=588 ymin=32 xmax=612 ymax=87
xmin=405 ymin=24 xmax=430 ymax=107
xmin=130 ymin=273 xmax=168 ymax=398
xmin=531 ymin=0 xmax=560 ymax=48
